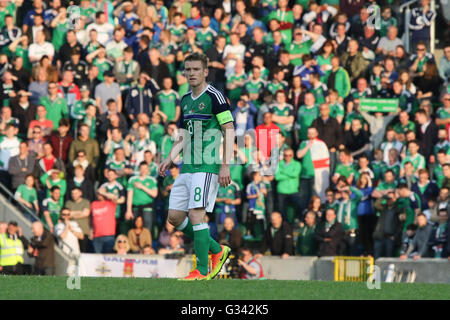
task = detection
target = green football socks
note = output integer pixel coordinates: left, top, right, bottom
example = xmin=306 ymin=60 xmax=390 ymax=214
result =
xmin=176 ymin=217 xmax=222 ymax=254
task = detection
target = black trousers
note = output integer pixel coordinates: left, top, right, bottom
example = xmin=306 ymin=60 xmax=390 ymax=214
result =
xmin=357 ymin=214 xmax=377 ymax=255
xmin=0 ymin=263 xmax=23 ymax=275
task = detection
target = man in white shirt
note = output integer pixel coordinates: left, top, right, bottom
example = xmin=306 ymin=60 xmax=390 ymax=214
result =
xmin=54 ymin=208 xmax=84 ymax=257
xmin=223 ymin=32 xmax=246 ymax=78
xmin=85 ymin=11 xmax=114 ymax=46
xmin=28 ymin=30 xmax=54 ymax=63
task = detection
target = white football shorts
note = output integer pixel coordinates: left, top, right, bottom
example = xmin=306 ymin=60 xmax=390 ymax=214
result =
xmin=168 ymin=172 xmax=219 ymax=213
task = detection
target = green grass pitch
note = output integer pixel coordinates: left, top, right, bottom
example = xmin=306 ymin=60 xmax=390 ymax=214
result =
xmin=1 ymin=276 xmax=450 ymax=300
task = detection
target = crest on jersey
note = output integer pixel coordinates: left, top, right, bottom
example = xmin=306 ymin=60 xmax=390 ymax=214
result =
xmin=198 ymin=102 xmax=206 ymax=110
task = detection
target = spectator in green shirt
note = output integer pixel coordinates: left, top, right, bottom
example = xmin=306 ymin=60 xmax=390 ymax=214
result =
xmin=126 ymin=162 xmax=158 ymax=238
xmin=14 ymin=174 xmax=39 ymax=220
xmin=39 ymin=82 xmax=69 ymax=130
xmin=274 ymin=148 xmax=302 ymax=221
xmin=296 ymin=211 xmax=318 ymax=256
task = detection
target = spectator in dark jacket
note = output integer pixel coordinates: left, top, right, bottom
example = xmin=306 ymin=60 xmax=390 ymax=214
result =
xmin=47 ymin=119 xmax=73 ymax=163
xmin=411 ymin=169 xmax=440 ymax=211
xmin=255 ymin=212 xmax=294 ymax=259
xmin=312 ymin=103 xmax=344 ymax=175
xmin=400 ymin=213 xmax=433 ymax=259
xmin=415 ymin=108 xmax=438 ymax=161
xmin=315 ymin=208 xmax=344 ymax=257
xmin=373 ymin=192 xmax=404 ymax=259
xmin=28 ymin=221 xmax=55 ymax=275
xmin=9 ymin=92 xmax=37 ymax=137
xmin=142 ymin=48 xmax=170 ymax=88
xmin=218 ymin=217 xmax=243 ymax=254
xmin=124 ymin=72 xmax=157 ymax=121
xmin=428 ymin=209 xmax=448 ymax=258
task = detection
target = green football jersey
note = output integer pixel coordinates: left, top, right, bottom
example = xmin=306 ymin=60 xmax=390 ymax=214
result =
xmin=329 ymin=102 xmax=344 ymax=119
xmin=297 ymin=140 xmax=315 ymax=178
xmin=266 ymin=81 xmax=287 ymax=95
xmin=288 ymin=40 xmax=313 ymax=66
xmin=179 ymin=85 xmax=233 ymax=174
xmin=401 ymin=153 xmax=426 ymax=171
xmin=15 ymin=184 xmax=38 ymax=204
xmin=157 ymin=89 xmax=180 ymax=122
xmin=39 ymin=96 xmax=69 ymax=129
xmin=393 ymin=121 xmax=415 ymax=134
xmin=226 ymin=72 xmax=247 ymax=102
xmin=99 ymin=181 xmax=125 ymax=218
xmin=128 ymin=175 xmax=157 ymax=206
xmin=269 ymin=102 xmax=294 ymax=137
xmin=196 ymin=27 xmax=217 ymax=52
xmin=335 ymin=163 xmax=357 ymax=179
xmin=149 ymin=123 xmax=165 ymax=148
xmin=0 ymin=3 xmax=16 ymax=29
xmin=296 ymin=104 xmax=319 ymax=141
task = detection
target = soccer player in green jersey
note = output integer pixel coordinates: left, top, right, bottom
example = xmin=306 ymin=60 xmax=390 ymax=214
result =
xmin=159 ymin=53 xmax=234 ymax=280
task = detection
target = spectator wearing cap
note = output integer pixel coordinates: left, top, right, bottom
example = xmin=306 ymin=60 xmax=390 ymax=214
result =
xmin=95 ymin=69 xmax=122 ymax=114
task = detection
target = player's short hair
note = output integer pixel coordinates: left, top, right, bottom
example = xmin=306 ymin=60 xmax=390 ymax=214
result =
xmin=184 ymin=52 xmax=209 ymax=70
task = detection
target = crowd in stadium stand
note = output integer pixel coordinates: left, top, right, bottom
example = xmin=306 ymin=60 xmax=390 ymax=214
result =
xmin=0 ymin=0 xmax=450 ymax=276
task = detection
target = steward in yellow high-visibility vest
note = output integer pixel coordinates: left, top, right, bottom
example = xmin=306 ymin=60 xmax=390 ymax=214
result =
xmin=0 ymin=222 xmax=25 ymax=275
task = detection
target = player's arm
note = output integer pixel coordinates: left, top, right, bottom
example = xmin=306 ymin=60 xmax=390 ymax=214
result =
xmin=219 ymin=121 xmax=235 ymax=187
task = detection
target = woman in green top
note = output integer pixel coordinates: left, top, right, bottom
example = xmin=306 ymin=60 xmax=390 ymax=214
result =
xmin=316 ymin=40 xmax=335 ymax=83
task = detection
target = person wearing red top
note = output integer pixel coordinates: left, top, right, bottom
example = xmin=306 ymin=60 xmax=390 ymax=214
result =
xmin=57 ymin=70 xmax=81 ymax=112
xmin=255 ymin=112 xmax=280 ymax=159
xmin=91 ymin=192 xmax=117 ymax=253
xmin=28 ymin=105 xmax=54 ymax=138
